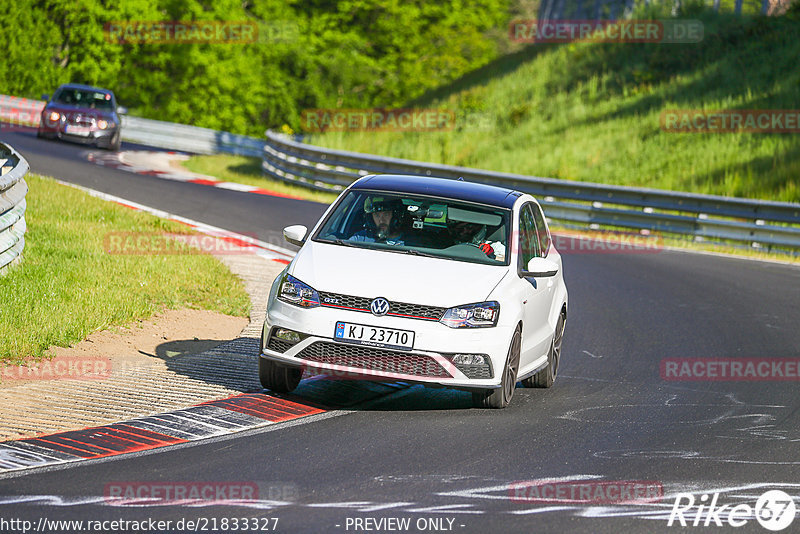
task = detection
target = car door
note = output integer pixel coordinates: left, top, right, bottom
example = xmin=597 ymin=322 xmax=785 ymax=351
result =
xmin=517 ymin=202 xmax=557 ymax=371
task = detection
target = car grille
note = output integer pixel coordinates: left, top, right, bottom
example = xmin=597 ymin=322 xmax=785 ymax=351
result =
xmin=67 ymin=114 xmax=95 ymax=127
xmin=318 ymin=291 xmax=446 ymax=321
xmin=267 ymin=336 xmax=294 ymax=354
xmin=296 ymin=342 xmax=452 ymax=378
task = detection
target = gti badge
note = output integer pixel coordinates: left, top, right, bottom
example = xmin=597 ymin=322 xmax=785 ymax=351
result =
xmin=370 ymin=297 xmax=390 ymax=316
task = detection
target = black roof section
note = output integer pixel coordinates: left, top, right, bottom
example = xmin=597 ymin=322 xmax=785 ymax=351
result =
xmin=351 ymin=175 xmax=522 ymax=208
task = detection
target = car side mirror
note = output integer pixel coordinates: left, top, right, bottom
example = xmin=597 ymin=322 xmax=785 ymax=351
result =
xmin=283 ymin=225 xmax=308 ymax=247
xmin=116 ymin=106 xmax=128 ymax=115
xmin=521 ymin=257 xmax=559 ymax=277
xmin=41 ymin=94 xmax=50 ymax=102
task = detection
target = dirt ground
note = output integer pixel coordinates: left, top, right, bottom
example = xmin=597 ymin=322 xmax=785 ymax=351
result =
xmin=1 ymin=309 xmax=248 ymax=388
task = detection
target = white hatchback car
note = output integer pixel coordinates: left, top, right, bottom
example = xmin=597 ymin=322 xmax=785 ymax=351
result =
xmin=260 ymin=175 xmax=568 ymax=408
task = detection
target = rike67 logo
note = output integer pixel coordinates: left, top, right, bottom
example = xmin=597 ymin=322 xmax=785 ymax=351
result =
xmin=668 ymin=490 xmax=796 ymax=531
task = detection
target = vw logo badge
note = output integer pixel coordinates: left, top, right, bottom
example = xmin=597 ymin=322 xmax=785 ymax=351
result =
xmin=370 ymin=297 xmax=390 ymax=316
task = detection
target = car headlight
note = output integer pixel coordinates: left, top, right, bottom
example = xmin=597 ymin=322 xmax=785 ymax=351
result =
xmin=277 ymin=274 xmax=320 ymax=308
xmin=97 ymin=119 xmax=109 ymax=129
xmin=440 ymin=301 xmax=499 ymax=328
xmin=47 ymin=111 xmax=60 ymax=122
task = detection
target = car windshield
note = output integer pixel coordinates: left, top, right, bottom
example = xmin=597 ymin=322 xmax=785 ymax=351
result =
xmin=313 ymin=189 xmax=511 ymax=266
xmin=53 ymin=88 xmax=115 ymax=110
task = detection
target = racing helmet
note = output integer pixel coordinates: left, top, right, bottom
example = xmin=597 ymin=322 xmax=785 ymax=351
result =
xmin=364 ymin=196 xmax=402 ymax=214
xmin=446 ymin=207 xmax=488 ymax=244
xmin=363 ymin=196 xmax=403 ymax=239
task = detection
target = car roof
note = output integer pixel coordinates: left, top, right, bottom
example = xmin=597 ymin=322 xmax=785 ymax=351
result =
xmin=352 ymin=175 xmax=522 ymax=209
xmin=56 ymin=83 xmax=115 ymax=95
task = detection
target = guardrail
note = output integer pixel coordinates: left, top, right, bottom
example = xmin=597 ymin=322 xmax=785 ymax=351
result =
xmin=120 ymin=116 xmax=263 ymax=157
xmin=0 ymin=95 xmax=43 ymax=127
xmin=0 ymin=143 xmax=29 ymax=274
xmin=0 ymin=94 xmax=263 ymax=158
xmin=262 ymin=131 xmax=800 ymax=251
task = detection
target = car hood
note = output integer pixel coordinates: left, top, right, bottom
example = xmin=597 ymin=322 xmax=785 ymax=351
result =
xmin=290 ymin=241 xmax=508 ymax=307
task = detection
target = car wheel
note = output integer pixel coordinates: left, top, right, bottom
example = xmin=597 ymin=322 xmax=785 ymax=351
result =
xmin=107 ymin=131 xmax=121 ymax=151
xmin=524 ymin=311 xmax=565 ymax=388
xmin=473 ymin=327 xmax=520 ymax=409
xmin=259 ymin=357 xmax=302 ymax=393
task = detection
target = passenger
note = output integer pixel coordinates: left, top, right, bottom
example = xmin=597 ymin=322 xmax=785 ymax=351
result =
xmin=350 ymin=196 xmax=406 ymax=246
xmin=445 ymin=213 xmax=502 ymax=259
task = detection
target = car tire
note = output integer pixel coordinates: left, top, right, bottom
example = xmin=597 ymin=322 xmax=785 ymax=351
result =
xmin=259 ymin=356 xmax=302 ymax=393
xmin=473 ymin=327 xmax=521 ymax=409
xmin=524 ymin=311 xmax=565 ymax=389
xmin=107 ymin=131 xmax=121 ymax=151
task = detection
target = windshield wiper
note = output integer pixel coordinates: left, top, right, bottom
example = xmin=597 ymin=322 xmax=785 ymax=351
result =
xmin=401 ymin=248 xmax=439 ymax=258
xmin=329 ymin=238 xmax=364 ymax=248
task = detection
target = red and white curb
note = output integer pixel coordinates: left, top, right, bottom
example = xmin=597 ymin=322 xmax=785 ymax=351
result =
xmin=0 ymin=393 xmax=325 ymax=473
xmin=87 ymin=150 xmax=305 ymax=200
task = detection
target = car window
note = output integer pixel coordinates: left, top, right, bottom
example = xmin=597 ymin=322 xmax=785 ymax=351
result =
xmin=53 ymin=88 xmax=115 ymax=110
xmin=518 ymin=203 xmax=541 ymax=270
xmin=313 ymin=190 xmax=510 ymax=266
xmin=531 ymin=202 xmax=551 ymax=257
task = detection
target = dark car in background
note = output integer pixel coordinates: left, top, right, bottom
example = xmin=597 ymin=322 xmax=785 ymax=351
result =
xmin=37 ymin=83 xmax=125 ymax=151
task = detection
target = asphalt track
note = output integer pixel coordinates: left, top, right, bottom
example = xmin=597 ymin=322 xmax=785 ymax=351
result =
xmin=1 ymin=127 xmax=799 ymax=533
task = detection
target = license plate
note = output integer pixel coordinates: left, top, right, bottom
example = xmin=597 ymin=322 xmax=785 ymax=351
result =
xmin=334 ymin=321 xmax=414 ymax=351
xmin=65 ymin=125 xmax=91 ymax=136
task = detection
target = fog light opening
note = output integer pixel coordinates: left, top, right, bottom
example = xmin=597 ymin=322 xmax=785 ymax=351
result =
xmin=274 ymin=328 xmax=302 ymax=344
xmin=452 ymin=354 xmax=486 ymax=366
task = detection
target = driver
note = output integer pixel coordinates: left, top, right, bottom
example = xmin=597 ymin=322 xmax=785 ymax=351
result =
xmin=350 ymin=196 xmax=406 ymax=245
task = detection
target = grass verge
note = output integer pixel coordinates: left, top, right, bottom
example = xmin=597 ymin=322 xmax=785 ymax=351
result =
xmin=0 ymin=174 xmax=250 ymax=365
xmin=305 ymin=9 xmax=800 ymax=202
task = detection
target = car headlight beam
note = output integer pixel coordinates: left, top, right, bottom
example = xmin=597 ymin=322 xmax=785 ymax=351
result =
xmin=440 ymin=301 xmax=499 ymax=328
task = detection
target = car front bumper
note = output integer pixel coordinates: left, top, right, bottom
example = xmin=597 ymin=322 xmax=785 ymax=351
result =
xmin=39 ymin=124 xmax=117 ymax=146
xmin=261 ymin=298 xmax=515 ymax=391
